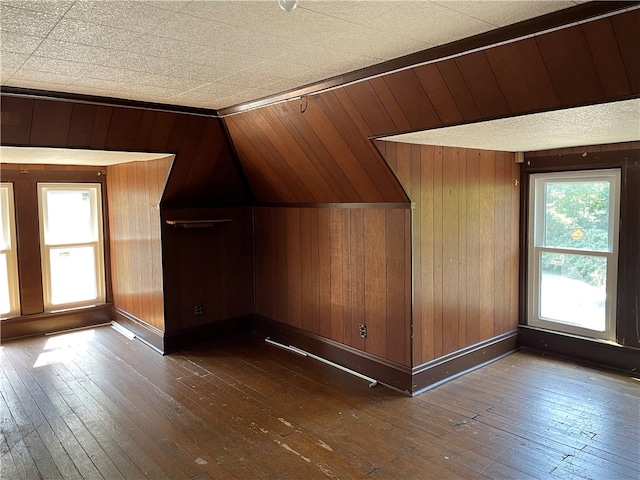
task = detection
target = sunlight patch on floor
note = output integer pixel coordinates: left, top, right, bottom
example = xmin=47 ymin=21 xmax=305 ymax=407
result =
xmin=33 ymin=328 xmax=95 ymax=368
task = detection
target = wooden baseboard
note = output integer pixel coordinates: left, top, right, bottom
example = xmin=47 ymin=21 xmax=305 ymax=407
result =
xmin=518 ymin=326 xmax=640 ymax=376
xmin=112 ymin=308 xmax=165 ymax=354
xmin=163 ymin=316 xmax=255 ymax=354
xmin=411 ymin=331 xmax=519 ymax=395
xmin=253 ymin=316 xmax=413 ymax=393
xmin=1 ymin=304 xmax=113 ymax=341
xmin=253 ymin=317 xmax=519 ymax=395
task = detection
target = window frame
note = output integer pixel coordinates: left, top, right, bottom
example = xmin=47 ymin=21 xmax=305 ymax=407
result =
xmin=0 ymin=183 xmax=21 ymax=318
xmin=38 ymin=183 xmax=106 ymax=311
xmin=527 ymin=168 xmax=621 ymax=341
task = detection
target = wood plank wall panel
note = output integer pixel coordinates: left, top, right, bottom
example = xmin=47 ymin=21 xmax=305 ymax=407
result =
xmin=608 ymin=11 xmax=640 ymax=93
xmin=106 ymin=157 xmax=173 ymax=331
xmin=226 ymin=10 xmax=637 ymax=206
xmin=225 ymin=97 xmax=408 ymax=204
xmin=161 ymin=207 xmax=254 ymax=335
xmin=254 ymin=206 xmax=411 ymax=367
xmin=0 ymin=95 xmax=250 ymax=208
xmin=380 ymin=142 xmax=520 ymax=366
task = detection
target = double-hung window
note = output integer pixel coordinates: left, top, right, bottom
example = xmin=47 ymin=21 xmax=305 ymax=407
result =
xmin=38 ymin=183 xmax=106 ymax=311
xmin=0 ymin=183 xmax=20 ymax=318
xmin=527 ymin=169 xmax=620 ymax=341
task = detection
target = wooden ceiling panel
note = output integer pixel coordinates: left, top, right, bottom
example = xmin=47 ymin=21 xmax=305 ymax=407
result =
xmin=610 ymin=9 xmax=640 ymax=93
xmin=535 ymin=25 xmax=605 ymax=107
xmin=381 ymin=69 xmax=442 ymax=130
xmin=342 ymin=82 xmax=395 ymax=136
xmin=226 ymin=115 xmax=296 ymax=203
xmin=435 ymin=60 xmax=483 ymax=122
xmin=0 ymin=96 xmax=33 ymax=145
xmin=89 ymin=106 xmax=113 ymax=150
xmin=581 ymin=19 xmax=632 ymax=99
xmin=67 ymin=103 xmax=99 ymax=148
xmin=485 ymin=38 xmax=560 ymax=114
xmin=226 ymin=92 xmax=410 ymax=204
xmin=30 ymin=99 xmax=73 ymax=147
xmin=253 ymin=106 xmax=333 ymax=201
xmin=413 ymin=64 xmax=465 ymax=126
xmin=454 ymin=52 xmax=511 ymax=119
xmin=270 ymin=101 xmax=359 ymax=201
xmin=104 ymin=108 xmax=143 ymax=151
xmin=314 ymin=91 xmax=407 ymax=201
xmin=368 ymin=77 xmax=412 ymax=134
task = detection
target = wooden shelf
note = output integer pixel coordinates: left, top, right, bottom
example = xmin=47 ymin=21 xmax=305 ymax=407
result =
xmin=165 ymin=219 xmax=232 ymax=228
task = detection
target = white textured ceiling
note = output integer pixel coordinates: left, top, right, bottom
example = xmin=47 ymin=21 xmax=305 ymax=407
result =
xmin=0 ymin=146 xmax=172 ymax=165
xmin=380 ymin=99 xmax=640 ymax=152
xmin=0 ymin=0 xmax=582 ymax=110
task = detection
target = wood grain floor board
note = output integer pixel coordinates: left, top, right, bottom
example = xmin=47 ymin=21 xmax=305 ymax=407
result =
xmin=1 ymin=327 xmax=638 ymax=480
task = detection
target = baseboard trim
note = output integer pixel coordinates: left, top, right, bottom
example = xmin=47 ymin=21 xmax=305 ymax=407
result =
xmin=518 ymin=326 xmax=640 ymax=376
xmin=411 ymin=331 xmax=519 ymax=395
xmin=112 ymin=308 xmax=165 ymax=354
xmin=253 ymin=316 xmax=413 ymax=393
xmin=1 ymin=304 xmax=113 ymax=341
xmin=163 ymin=315 xmax=255 ymax=354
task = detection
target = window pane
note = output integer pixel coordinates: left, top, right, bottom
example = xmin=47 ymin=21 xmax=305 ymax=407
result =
xmin=539 ymin=252 xmax=606 ymax=331
xmin=0 ymin=188 xmax=10 ymax=250
xmin=544 ymin=181 xmax=610 ymax=251
xmin=49 ymin=246 xmax=98 ymax=306
xmin=0 ymin=253 xmax=11 ymax=315
xmin=44 ymin=190 xmax=95 ymax=245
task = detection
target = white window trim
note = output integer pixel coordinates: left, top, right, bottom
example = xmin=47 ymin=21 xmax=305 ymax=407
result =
xmin=0 ymin=183 xmax=21 ymax=318
xmin=527 ymin=169 xmax=620 ymax=341
xmin=38 ymin=183 xmax=106 ymax=311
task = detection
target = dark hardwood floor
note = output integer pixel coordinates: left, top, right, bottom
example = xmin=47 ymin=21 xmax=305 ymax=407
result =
xmin=1 ymin=325 xmax=638 ymax=479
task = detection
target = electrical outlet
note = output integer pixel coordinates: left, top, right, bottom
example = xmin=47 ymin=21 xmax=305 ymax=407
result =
xmin=358 ymin=323 xmax=367 ymax=339
xmin=194 ymin=303 xmax=203 ymax=315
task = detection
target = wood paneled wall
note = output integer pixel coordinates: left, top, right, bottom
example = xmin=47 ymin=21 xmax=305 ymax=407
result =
xmin=254 ymin=206 xmax=411 ymax=367
xmin=162 ymin=207 xmax=254 ymax=336
xmin=225 ymin=9 xmax=638 ymax=206
xmin=107 ymin=157 xmax=173 ymax=332
xmin=0 ymin=95 xmax=250 ymax=208
xmin=379 ymin=142 xmax=520 ymax=366
xmin=224 ymin=100 xmax=408 ymax=204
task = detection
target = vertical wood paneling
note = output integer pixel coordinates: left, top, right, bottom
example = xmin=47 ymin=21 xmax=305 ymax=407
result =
xmin=254 ymin=206 xmax=411 ymax=367
xmin=161 ymin=206 xmax=254 ymax=334
xmin=382 ymin=142 xmax=519 ymax=365
xmin=107 ymin=158 xmax=173 ymax=331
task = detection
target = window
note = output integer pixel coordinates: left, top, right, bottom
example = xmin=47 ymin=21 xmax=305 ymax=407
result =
xmin=38 ymin=183 xmax=106 ymax=311
xmin=527 ymin=169 xmax=620 ymax=341
xmin=0 ymin=183 xmax=20 ymax=318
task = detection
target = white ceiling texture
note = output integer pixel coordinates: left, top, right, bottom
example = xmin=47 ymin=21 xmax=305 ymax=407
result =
xmin=1 ymin=0 xmax=585 ymax=110
xmin=1 ymin=1 xmax=638 ymax=153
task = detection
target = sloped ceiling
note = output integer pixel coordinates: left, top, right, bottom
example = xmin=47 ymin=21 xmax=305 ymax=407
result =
xmin=1 ymin=0 xmax=584 ymax=110
xmin=226 ymin=6 xmax=640 ymax=204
